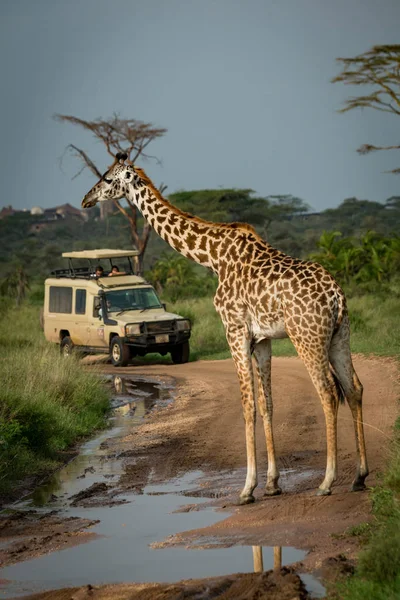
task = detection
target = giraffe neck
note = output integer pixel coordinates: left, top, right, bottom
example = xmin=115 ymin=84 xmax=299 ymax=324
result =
xmin=127 ymin=175 xmax=227 ymax=273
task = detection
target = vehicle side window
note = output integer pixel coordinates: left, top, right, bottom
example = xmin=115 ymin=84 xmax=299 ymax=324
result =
xmin=49 ymin=286 xmax=72 ymax=313
xmin=75 ymin=289 xmax=86 ymax=315
xmin=93 ymin=296 xmax=101 ymax=317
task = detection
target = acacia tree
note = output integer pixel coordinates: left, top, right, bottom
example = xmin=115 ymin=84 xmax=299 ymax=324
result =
xmin=55 ymin=114 xmax=167 ymax=270
xmin=332 ymin=44 xmax=400 ymax=173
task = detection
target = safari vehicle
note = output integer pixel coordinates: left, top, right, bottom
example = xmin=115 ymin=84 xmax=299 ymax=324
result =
xmin=43 ymin=249 xmax=191 ymax=366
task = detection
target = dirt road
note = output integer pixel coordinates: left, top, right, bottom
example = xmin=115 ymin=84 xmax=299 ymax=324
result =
xmin=108 ymin=356 xmax=399 ymax=554
xmin=1 ymin=355 xmax=399 ymax=599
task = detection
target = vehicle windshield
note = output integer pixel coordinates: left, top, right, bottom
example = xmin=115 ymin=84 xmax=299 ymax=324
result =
xmin=105 ymin=287 xmax=162 ymax=313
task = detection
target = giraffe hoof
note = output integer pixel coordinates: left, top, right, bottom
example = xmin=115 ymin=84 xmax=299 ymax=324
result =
xmin=351 ymin=481 xmax=366 ymax=492
xmin=238 ymin=495 xmax=255 ymax=505
xmin=316 ymin=488 xmax=331 ymax=496
xmin=264 ymin=486 xmax=282 ymax=497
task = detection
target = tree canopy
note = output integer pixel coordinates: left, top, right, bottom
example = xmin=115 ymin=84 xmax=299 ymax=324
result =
xmin=332 ymin=44 xmax=400 ymax=172
xmin=169 ymin=189 xmax=309 ymax=231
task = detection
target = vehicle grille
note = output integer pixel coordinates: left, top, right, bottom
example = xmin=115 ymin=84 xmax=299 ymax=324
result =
xmin=146 ymin=321 xmax=174 ymax=334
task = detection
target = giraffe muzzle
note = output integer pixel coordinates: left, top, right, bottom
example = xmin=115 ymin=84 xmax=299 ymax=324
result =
xmin=81 ymin=195 xmax=97 ymax=209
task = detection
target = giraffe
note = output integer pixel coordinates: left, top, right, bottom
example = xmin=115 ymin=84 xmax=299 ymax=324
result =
xmin=81 ymin=152 xmax=369 ymax=504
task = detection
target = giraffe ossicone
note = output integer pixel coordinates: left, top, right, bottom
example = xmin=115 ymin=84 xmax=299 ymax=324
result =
xmin=81 ymin=154 xmax=369 ymax=503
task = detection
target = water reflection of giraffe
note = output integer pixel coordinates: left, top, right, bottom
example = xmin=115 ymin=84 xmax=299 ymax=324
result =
xmin=252 ymin=546 xmax=282 ymax=572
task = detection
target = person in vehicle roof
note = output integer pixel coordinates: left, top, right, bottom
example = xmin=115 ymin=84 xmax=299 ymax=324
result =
xmin=109 ymin=265 xmax=126 ymax=276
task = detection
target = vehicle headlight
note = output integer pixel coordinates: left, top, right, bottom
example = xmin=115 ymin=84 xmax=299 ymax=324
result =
xmin=125 ymin=323 xmax=141 ymax=336
xmin=176 ymin=319 xmax=190 ymax=331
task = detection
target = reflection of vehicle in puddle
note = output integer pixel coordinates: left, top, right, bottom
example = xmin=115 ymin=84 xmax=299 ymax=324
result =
xmin=113 ymin=375 xmax=124 ymax=394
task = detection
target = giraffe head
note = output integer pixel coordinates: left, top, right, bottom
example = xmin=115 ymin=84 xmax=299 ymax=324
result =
xmin=82 ymin=152 xmax=143 ymax=208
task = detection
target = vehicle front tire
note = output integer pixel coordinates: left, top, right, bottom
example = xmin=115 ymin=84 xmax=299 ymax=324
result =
xmin=110 ymin=336 xmax=130 ymax=367
xmin=170 ymin=341 xmax=190 ymax=364
xmin=60 ymin=336 xmax=74 ymax=357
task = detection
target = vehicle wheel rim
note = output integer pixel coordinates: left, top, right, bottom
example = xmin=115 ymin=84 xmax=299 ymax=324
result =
xmin=112 ymin=343 xmax=121 ymax=362
xmin=63 ymin=345 xmax=70 ymax=356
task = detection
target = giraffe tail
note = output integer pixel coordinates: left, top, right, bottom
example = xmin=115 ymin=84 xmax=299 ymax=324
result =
xmin=333 ymin=290 xmax=346 ymax=333
xmin=330 ymin=366 xmax=346 ymax=404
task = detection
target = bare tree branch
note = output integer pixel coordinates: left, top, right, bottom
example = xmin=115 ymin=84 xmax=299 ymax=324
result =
xmin=358 ymin=143 xmax=400 ymax=155
xmin=55 ymin=113 xmax=167 ymax=266
xmin=68 ymin=144 xmax=103 ymax=178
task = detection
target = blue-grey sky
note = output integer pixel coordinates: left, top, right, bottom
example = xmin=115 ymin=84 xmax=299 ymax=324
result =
xmin=1 ymin=0 xmax=399 ymax=212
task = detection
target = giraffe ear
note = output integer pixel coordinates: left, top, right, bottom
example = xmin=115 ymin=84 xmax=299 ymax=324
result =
xmin=116 ymin=152 xmax=128 ymax=164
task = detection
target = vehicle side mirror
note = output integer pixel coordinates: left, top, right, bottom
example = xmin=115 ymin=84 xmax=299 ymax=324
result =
xmin=162 ymin=303 xmax=167 ymax=310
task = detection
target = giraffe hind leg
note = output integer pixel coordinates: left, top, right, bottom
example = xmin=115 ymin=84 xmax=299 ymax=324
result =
xmin=288 ymin=336 xmax=340 ymax=496
xmin=329 ymin=318 xmax=369 ymax=491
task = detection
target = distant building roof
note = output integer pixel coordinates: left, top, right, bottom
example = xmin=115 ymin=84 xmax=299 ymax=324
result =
xmin=0 ymin=205 xmax=17 ymax=218
xmin=31 ymin=206 xmax=44 ymax=215
xmin=56 ymin=203 xmax=84 ymax=217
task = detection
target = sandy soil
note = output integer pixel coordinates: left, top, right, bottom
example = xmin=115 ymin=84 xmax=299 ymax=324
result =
xmin=1 ymin=355 xmax=399 ymax=599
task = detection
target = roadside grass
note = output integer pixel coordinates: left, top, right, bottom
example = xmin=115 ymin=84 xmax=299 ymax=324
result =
xmin=333 ymin=416 xmax=400 ymax=600
xmin=0 ymin=304 xmax=109 ymax=495
xmin=347 ymin=293 xmax=400 ymax=356
xmin=167 ymin=296 xmax=297 ymax=360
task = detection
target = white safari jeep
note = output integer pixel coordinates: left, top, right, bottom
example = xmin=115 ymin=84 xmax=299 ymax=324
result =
xmin=43 ymin=249 xmax=191 ymax=366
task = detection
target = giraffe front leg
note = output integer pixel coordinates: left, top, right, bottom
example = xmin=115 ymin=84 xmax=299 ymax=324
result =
xmin=317 ymin=393 xmax=339 ymax=495
xmin=253 ymin=339 xmax=281 ymax=496
xmin=226 ymin=327 xmax=257 ymax=505
xmin=240 ymin=406 xmax=258 ymax=504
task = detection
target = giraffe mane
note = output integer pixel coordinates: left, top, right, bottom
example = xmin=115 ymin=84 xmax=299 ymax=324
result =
xmin=134 ymin=167 xmax=260 ymax=238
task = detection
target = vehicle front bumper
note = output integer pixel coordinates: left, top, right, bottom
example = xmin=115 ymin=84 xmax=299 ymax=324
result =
xmin=122 ymin=329 xmax=190 ymax=349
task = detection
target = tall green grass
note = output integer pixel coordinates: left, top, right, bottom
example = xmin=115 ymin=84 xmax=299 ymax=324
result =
xmin=347 ymin=293 xmax=400 ymax=356
xmin=0 ymin=304 xmax=109 ymax=494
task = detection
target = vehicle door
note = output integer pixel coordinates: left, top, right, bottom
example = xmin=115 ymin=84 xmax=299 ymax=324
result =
xmin=86 ymin=294 xmax=108 ymax=349
xmin=72 ymin=288 xmax=92 ymax=346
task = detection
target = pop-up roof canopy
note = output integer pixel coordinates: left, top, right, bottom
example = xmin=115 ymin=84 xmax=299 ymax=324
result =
xmin=62 ymin=249 xmax=140 ymax=260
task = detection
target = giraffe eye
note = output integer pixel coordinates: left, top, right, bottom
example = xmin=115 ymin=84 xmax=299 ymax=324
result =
xmin=104 ymin=177 xmax=112 ymax=184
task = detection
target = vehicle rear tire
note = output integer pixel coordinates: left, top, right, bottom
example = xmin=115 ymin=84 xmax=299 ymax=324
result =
xmin=60 ymin=336 xmax=74 ymax=357
xmin=110 ymin=336 xmax=130 ymax=367
xmin=170 ymin=341 xmax=190 ymax=364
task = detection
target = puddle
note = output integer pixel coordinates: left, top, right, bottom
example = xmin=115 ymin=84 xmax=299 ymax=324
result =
xmin=0 ymin=375 xmax=325 ymax=598
xmin=11 ymin=375 xmax=172 ymax=511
